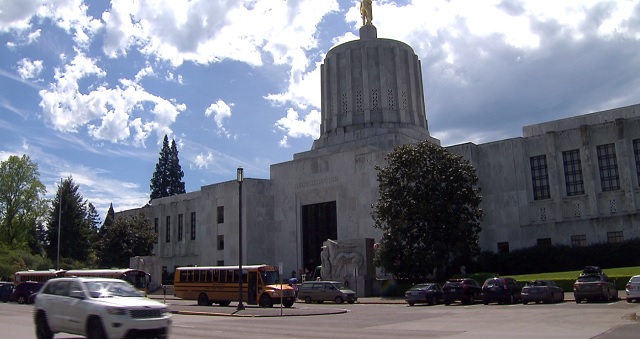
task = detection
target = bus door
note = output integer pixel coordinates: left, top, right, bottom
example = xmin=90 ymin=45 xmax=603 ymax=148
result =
xmin=248 ymin=271 xmax=258 ymax=305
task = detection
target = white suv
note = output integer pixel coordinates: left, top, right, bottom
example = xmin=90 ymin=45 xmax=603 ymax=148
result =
xmin=33 ymin=277 xmax=171 ymax=339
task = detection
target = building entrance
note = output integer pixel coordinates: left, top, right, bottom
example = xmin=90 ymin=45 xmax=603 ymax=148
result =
xmin=302 ymin=201 xmax=337 ymax=279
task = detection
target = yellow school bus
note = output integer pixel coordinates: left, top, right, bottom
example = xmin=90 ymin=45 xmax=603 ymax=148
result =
xmin=174 ymin=264 xmax=296 ymax=308
xmin=65 ymin=269 xmax=151 ymax=294
xmin=14 ymin=270 xmax=66 ymax=283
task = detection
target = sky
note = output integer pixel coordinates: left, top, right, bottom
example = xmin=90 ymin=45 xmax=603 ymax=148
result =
xmin=1 ymin=0 xmax=639 ymax=221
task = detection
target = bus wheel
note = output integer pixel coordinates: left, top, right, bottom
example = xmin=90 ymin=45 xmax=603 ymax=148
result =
xmin=283 ymin=300 xmax=294 ymax=308
xmin=219 ymin=301 xmax=231 ymax=307
xmin=197 ymin=293 xmax=209 ymax=306
xmin=259 ymin=294 xmax=273 ymax=308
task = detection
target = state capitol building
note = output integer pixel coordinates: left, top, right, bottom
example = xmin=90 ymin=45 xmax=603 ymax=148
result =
xmin=118 ymin=22 xmax=640 ymax=293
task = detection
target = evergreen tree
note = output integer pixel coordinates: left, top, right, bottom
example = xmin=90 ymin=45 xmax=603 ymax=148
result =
xmin=372 ymin=141 xmax=484 ymax=281
xmin=168 ymin=139 xmax=186 ymax=195
xmin=150 ymin=135 xmax=185 ymax=200
xmin=45 ymin=176 xmax=93 ymax=264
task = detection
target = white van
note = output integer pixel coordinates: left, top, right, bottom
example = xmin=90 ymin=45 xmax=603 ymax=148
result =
xmin=297 ymin=281 xmax=357 ymax=304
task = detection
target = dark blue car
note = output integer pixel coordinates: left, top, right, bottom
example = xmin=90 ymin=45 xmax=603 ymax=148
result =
xmin=0 ymin=282 xmax=14 ymax=302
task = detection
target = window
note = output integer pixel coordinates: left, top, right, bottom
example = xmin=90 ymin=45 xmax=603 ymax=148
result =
xmin=217 ymin=206 xmax=224 ymax=224
xmin=497 ymin=242 xmax=509 ymax=254
xmin=217 ymin=260 xmax=224 ymax=266
xmin=165 ymin=216 xmax=171 ymax=243
xmin=154 ymin=218 xmax=159 ymax=244
xmin=178 ymin=214 xmax=183 ymax=241
xmin=597 ymin=144 xmax=620 ymax=191
xmin=571 ymin=234 xmax=587 ymax=247
xmin=190 ymin=212 xmax=196 ymax=240
xmin=217 ymin=235 xmax=224 ymax=250
xmin=530 ymin=155 xmax=550 ymax=200
xmin=563 ymin=149 xmax=584 ymax=196
xmin=536 ymin=238 xmax=552 ymax=246
xmin=607 ymin=231 xmax=624 ymax=243
xmin=634 ymin=139 xmax=640 ymax=185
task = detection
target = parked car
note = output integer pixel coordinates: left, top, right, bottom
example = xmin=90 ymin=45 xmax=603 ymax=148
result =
xmin=482 ymin=277 xmax=522 ymax=305
xmin=625 ymin=275 xmax=640 ymax=303
xmin=521 ymin=280 xmax=564 ymax=304
xmin=442 ymin=278 xmax=482 ymax=305
xmin=33 ymin=277 xmax=171 ymax=339
xmin=297 ymin=281 xmax=357 ymax=304
xmin=11 ymin=281 xmax=44 ymax=304
xmin=573 ymin=266 xmax=618 ymax=303
xmin=405 ymin=283 xmax=443 ymax=306
xmin=0 ymin=282 xmax=14 ymax=302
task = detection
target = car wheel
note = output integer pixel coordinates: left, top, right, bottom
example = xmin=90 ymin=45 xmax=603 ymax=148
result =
xmin=483 ymin=298 xmax=489 ymax=305
xmin=407 ymin=301 xmax=415 ymax=306
xmin=347 ymin=300 xmax=355 ymax=304
xmin=87 ymin=318 xmax=107 ymax=339
xmin=197 ymin=293 xmax=209 ymax=306
xmin=17 ymin=295 xmax=26 ymax=304
xmin=522 ymin=300 xmax=528 ymax=305
xmin=35 ymin=312 xmax=53 ymax=339
xmin=429 ymin=296 xmax=437 ymax=306
xmin=605 ymin=291 xmax=611 ymax=303
xmin=259 ymin=294 xmax=273 ymax=308
xmin=627 ymin=298 xmax=632 ymax=303
xmin=334 ymin=296 xmax=344 ymax=304
xmin=509 ymin=294 xmax=515 ymax=305
xmin=304 ymin=296 xmax=312 ymax=304
xmin=575 ymin=298 xmax=581 ymax=304
xmin=444 ymin=299 xmax=451 ymax=306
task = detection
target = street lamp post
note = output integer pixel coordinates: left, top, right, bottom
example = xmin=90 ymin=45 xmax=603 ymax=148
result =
xmin=237 ymin=167 xmax=245 ymax=311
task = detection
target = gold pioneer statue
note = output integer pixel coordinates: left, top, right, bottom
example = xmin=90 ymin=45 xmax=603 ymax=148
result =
xmin=360 ymin=0 xmax=373 ymax=26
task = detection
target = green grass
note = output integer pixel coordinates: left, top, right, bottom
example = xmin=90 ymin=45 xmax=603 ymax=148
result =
xmin=511 ymin=266 xmax=640 ymax=281
xmin=509 ymin=266 xmax=640 ymax=292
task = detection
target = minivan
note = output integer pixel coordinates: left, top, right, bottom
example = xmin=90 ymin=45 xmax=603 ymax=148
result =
xmin=297 ymin=281 xmax=357 ymax=304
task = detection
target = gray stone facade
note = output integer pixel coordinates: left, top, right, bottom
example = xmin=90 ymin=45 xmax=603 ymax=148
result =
xmin=116 ymin=25 xmax=640 ymax=294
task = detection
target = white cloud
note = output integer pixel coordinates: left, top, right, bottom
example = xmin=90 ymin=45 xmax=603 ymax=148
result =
xmin=16 ymin=58 xmax=44 ymax=80
xmin=193 ymin=151 xmax=214 ymax=169
xmin=38 ymin=52 xmax=185 ymax=145
xmin=204 ymin=99 xmax=233 ymax=138
xmin=274 ymin=108 xmax=320 ymax=141
xmin=0 ymin=0 xmax=41 ymax=32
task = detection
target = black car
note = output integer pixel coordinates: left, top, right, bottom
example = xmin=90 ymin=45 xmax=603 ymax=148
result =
xmin=442 ymin=278 xmax=482 ymax=305
xmin=405 ymin=283 xmax=443 ymax=306
xmin=573 ymin=267 xmax=617 ymax=303
xmin=482 ymin=277 xmax=522 ymax=305
xmin=0 ymin=282 xmax=14 ymax=302
xmin=11 ymin=281 xmax=44 ymax=304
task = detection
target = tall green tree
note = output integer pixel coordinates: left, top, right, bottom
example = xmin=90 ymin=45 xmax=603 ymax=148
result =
xmin=372 ymin=141 xmax=484 ymax=281
xmin=0 ymin=155 xmax=47 ymax=250
xmin=168 ymin=139 xmax=186 ymax=195
xmin=150 ymin=135 xmax=185 ymax=200
xmin=45 ymin=176 xmax=94 ymax=265
xmin=97 ymin=213 xmax=155 ymax=268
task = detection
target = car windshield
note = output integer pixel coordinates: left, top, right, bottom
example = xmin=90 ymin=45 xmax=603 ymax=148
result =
xmin=577 ymin=275 xmax=602 ymax=283
xmin=409 ymin=284 xmax=432 ymax=290
xmin=83 ymin=281 xmax=144 ymax=298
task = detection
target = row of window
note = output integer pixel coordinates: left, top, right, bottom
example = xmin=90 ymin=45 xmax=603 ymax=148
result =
xmin=153 ymin=206 xmax=227 ymax=244
xmin=496 ymin=231 xmax=624 ymax=253
xmin=530 ymin=141 xmax=640 ymax=200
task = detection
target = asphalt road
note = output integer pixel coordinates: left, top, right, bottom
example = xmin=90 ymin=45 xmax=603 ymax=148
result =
xmin=2 ymin=294 xmax=640 ymax=338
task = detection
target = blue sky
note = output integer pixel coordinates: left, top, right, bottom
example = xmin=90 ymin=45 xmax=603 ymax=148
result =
xmin=1 ymin=0 xmax=639 ymax=221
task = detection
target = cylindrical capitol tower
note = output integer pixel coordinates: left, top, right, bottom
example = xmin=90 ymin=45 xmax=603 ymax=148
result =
xmin=313 ymin=25 xmax=437 ymax=151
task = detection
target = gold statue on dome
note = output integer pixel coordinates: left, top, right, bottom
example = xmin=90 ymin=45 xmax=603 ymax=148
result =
xmin=360 ymin=0 xmax=373 ymax=26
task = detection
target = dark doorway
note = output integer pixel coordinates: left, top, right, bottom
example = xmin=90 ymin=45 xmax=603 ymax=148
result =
xmin=302 ymin=201 xmax=337 ymax=278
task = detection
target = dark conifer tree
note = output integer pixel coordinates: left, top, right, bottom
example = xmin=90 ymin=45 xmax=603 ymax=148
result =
xmin=150 ymin=135 xmax=185 ymax=200
xmin=45 ymin=176 xmax=92 ymax=264
xmin=168 ymin=139 xmax=186 ymax=195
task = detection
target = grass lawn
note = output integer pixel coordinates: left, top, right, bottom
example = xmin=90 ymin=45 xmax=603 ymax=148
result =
xmin=511 ymin=266 xmax=640 ymax=281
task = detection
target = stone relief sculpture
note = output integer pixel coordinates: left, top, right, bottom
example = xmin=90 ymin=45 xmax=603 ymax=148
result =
xmin=334 ymin=252 xmax=364 ymax=277
xmin=360 ymin=0 xmax=373 ymax=26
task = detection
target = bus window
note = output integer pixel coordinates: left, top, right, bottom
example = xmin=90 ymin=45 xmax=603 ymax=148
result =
xmin=180 ymin=270 xmax=187 ymax=283
xmin=212 ymin=270 xmax=218 ymax=282
xmin=206 ymin=270 xmax=212 ymax=282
